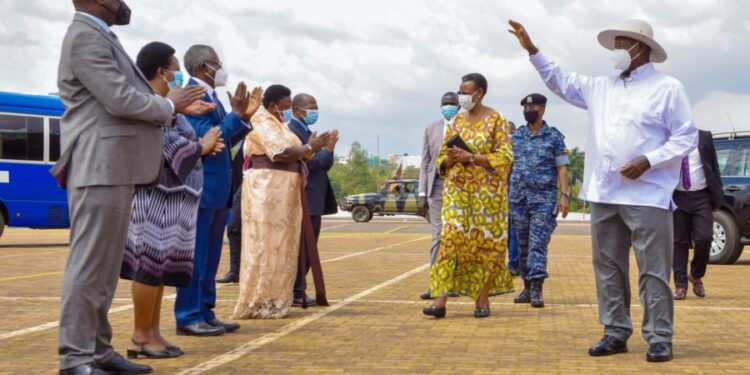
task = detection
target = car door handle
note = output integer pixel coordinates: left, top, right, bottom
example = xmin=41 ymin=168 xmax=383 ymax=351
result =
xmin=725 ymin=185 xmax=742 ymax=192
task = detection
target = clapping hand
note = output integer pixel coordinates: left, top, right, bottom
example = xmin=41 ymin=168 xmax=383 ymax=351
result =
xmin=228 ymin=82 xmax=251 ymax=121
xmin=244 ymin=86 xmax=263 ymax=119
xmin=325 ymin=130 xmax=340 ymax=151
xmin=508 ymin=19 xmax=539 ymax=55
xmin=199 ymin=127 xmax=225 ymax=156
xmin=182 ymin=100 xmax=216 ymax=116
xmin=308 ymin=131 xmax=332 ymax=153
xmin=168 ymin=83 xmax=207 ymax=115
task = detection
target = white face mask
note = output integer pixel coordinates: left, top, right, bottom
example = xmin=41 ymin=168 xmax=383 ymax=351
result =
xmin=611 ymin=43 xmax=640 ymax=71
xmin=206 ymin=64 xmax=229 ymax=87
xmin=458 ymin=94 xmax=475 ymax=111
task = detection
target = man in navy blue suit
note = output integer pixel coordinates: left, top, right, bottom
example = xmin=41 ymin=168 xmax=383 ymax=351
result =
xmin=287 ymin=93 xmax=339 ymax=306
xmin=174 ymin=44 xmax=259 ymax=336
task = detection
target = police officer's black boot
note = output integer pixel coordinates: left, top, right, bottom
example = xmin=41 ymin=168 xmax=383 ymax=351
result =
xmin=514 ymin=279 xmax=531 ymax=304
xmin=530 ymin=279 xmax=544 ymax=308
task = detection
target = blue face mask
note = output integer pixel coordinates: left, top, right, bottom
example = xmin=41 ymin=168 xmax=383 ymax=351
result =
xmin=282 ymin=108 xmax=293 ymax=122
xmin=304 ymin=109 xmax=319 ymax=125
xmin=441 ymin=105 xmax=459 ymax=120
xmin=163 ymin=69 xmax=184 ymax=89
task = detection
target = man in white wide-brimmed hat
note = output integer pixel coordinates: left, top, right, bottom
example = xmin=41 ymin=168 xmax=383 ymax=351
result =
xmin=508 ymin=19 xmax=698 ymax=362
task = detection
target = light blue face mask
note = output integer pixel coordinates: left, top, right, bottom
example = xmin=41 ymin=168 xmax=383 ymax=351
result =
xmin=282 ymin=108 xmax=293 ymax=122
xmin=163 ymin=69 xmax=184 ymax=89
xmin=440 ymin=105 xmax=459 ymax=120
xmin=304 ymin=109 xmax=319 ymax=125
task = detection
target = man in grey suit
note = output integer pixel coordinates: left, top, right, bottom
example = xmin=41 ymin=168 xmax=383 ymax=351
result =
xmin=54 ymin=1 xmax=209 ymax=374
xmin=418 ymin=92 xmax=459 ymax=300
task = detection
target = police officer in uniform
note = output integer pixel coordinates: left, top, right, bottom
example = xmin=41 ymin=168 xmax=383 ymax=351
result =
xmin=511 ymin=93 xmax=570 ymax=308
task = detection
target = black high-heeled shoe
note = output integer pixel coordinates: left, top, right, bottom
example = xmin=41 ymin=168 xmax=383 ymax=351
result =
xmin=422 ymin=304 xmax=446 ymax=318
xmin=167 ymin=345 xmax=184 ymax=356
xmin=474 ymin=306 xmax=491 ymax=318
xmin=126 ymin=339 xmax=180 ymax=359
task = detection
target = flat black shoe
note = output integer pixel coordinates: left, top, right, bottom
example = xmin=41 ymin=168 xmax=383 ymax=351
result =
xmin=176 ymin=321 xmax=225 ymax=336
xmin=474 ymin=306 xmax=491 ymax=318
xmin=588 ymin=335 xmax=628 ymax=356
xmin=420 ymin=291 xmax=434 ymax=300
xmin=448 ymin=291 xmax=460 ymax=298
xmin=647 ymin=342 xmax=673 ymax=362
xmin=206 ymin=318 xmax=240 ymax=333
xmin=167 ymin=345 xmax=184 ymax=356
xmin=216 ymin=272 xmax=239 ymax=284
xmin=292 ymin=295 xmax=318 ymax=307
xmin=98 ymin=352 xmax=152 ymax=374
xmin=59 ymin=363 xmax=108 ymax=375
xmin=127 ymin=339 xmax=179 ymax=359
xmin=422 ymin=304 xmax=446 ymax=318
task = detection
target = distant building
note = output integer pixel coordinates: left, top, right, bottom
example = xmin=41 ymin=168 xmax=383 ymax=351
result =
xmin=388 ymin=154 xmax=421 ymax=169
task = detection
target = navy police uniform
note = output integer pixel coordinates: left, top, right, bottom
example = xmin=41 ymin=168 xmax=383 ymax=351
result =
xmin=510 ymin=94 xmax=569 ymax=282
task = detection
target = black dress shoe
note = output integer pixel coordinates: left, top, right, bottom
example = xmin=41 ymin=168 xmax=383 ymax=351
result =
xmin=420 ymin=291 xmax=434 ymax=300
xmin=216 ymin=272 xmax=239 ymax=284
xmin=127 ymin=339 xmax=180 ymax=359
xmin=422 ymin=304 xmax=446 ymax=318
xmin=176 ymin=321 xmax=226 ymax=336
xmin=99 ymin=352 xmax=152 ymax=374
xmin=473 ymin=306 xmax=491 ymax=318
xmin=207 ymin=318 xmax=240 ymax=333
xmin=292 ymin=295 xmax=317 ymax=307
xmin=647 ymin=342 xmax=673 ymax=362
xmin=59 ymin=363 xmax=108 ymax=375
xmin=588 ymin=335 xmax=628 ymax=356
xmin=448 ymin=291 xmax=460 ymax=298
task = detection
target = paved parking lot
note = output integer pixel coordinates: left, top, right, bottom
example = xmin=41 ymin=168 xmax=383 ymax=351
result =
xmin=1 ymin=219 xmax=749 ymax=374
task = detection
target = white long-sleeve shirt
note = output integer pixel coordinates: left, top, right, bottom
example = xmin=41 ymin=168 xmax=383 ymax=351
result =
xmin=530 ymin=52 xmax=698 ymax=210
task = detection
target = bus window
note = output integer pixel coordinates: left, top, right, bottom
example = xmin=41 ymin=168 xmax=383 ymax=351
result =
xmin=49 ymin=117 xmax=61 ymax=162
xmin=0 ymin=114 xmax=44 ymax=161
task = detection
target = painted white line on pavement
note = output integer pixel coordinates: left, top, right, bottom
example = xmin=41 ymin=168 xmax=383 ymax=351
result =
xmin=320 ymin=223 xmax=350 ymax=232
xmin=176 ymin=263 xmax=430 ymax=375
xmin=322 ymin=236 xmax=429 ymax=263
xmin=0 ymin=236 xmax=430 ymax=341
xmin=0 ymin=250 xmax=67 ymax=259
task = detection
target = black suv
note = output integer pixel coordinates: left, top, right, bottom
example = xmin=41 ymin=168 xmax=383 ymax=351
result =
xmin=710 ymin=133 xmax=750 ymax=264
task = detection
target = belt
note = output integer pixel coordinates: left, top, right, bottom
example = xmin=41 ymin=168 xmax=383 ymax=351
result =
xmin=675 ymin=188 xmax=708 ymax=195
xmin=250 ymin=155 xmax=328 ymax=307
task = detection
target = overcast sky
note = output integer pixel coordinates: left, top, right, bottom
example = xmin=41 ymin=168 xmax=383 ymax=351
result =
xmin=1 ymin=0 xmax=749 ymax=157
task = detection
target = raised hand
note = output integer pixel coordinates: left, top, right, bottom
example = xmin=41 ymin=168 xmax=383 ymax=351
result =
xmin=308 ymin=131 xmax=332 ymax=153
xmin=228 ymin=82 xmax=251 ymax=121
xmin=508 ymin=19 xmax=539 ymax=55
xmin=325 ymin=130 xmax=340 ymax=151
xmin=168 ymin=84 xmax=207 ymax=114
xmin=244 ymin=86 xmax=263 ymax=119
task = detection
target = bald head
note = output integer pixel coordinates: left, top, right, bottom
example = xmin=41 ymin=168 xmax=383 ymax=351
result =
xmin=292 ymin=93 xmax=315 ymax=109
xmin=441 ymin=92 xmax=458 ymax=106
xmin=292 ymin=93 xmax=318 ymax=124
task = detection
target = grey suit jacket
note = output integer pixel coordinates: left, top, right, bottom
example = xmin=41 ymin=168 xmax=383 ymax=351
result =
xmin=419 ymin=118 xmax=445 ymax=199
xmin=51 ymin=13 xmax=173 ymax=188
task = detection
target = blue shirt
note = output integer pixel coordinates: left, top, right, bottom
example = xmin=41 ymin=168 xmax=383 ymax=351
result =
xmin=509 ymin=121 xmax=569 ymax=203
xmin=77 ymin=11 xmax=111 ymax=33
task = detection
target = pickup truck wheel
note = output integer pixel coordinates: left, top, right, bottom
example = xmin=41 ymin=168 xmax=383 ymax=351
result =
xmin=710 ymin=210 xmax=742 ymax=264
xmin=352 ymin=206 xmax=373 ymax=223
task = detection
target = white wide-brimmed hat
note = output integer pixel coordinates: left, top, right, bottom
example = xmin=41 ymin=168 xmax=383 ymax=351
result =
xmin=597 ymin=19 xmax=667 ymax=63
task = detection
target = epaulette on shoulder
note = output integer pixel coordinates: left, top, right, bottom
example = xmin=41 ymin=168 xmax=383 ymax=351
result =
xmin=550 ymin=127 xmax=565 ymax=139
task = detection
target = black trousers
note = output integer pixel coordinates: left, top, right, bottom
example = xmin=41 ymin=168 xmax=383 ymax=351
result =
xmin=293 ymin=214 xmax=322 ymax=299
xmin=672 ymin=189 xmax=713 ymax=289
xmin=226 ymin=188 xmax=242 ymax=275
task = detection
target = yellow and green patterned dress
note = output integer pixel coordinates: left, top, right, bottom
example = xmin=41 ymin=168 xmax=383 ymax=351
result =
xmin=430 ymin=109 xmax=514 ymax=299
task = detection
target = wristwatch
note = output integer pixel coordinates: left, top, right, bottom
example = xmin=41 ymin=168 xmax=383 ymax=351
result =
xmin=561 ymin=191 xmax=571 ymax=198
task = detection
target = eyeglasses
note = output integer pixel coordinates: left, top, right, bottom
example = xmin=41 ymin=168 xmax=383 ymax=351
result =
xmin=204 ymin=60 xmax=223 ymax=69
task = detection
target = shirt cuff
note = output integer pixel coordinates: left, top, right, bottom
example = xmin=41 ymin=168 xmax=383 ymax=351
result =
xmin=243 ymin=120 xmax=253 ymax=130
xmin=529 ymin=52 xmax=549 ymax=69
xmin=166 ymin=98 xmax=175 ymax=113
xmin=418 ymin=192 xmax=426 ymax=198
xmin=644 ymin=149 xmax=665 ymax=169
xmin=555 ymin=155 xmax=570 ymax=167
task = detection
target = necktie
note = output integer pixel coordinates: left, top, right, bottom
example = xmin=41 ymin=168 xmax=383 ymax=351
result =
xmin=681 ymin=156 xmax=691 ymax=190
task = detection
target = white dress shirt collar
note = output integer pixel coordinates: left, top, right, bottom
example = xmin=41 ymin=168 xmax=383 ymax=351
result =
xmin=191 ymin=77 xmax=215 ymax=98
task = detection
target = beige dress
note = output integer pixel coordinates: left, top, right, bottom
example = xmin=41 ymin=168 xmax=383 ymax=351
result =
xmin=233 ymin=107 xmax=303 ymax=319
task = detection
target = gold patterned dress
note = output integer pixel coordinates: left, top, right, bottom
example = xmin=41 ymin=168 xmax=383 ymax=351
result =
xmin=430 ymin=109 xmax=514 ymax=299
xmin=233 ymin=106 xmax=303 ymax=319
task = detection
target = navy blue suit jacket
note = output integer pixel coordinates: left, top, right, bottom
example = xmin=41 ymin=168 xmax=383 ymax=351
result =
xmin=288 ymin=118 xmax=338 ymax=216
xmin=184 ymin=78 xmax=248 ymax=209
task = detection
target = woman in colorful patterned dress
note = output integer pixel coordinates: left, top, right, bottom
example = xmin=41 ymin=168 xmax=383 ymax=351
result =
xmin=423 ymin=73 xmax=514 ymax=319
xmin=121 ymin=42 xmax=225 ymax=359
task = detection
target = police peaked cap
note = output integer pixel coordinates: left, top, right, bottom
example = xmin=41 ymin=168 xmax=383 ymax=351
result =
xmin=520 ymin=93 xmax=547 ymax=106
